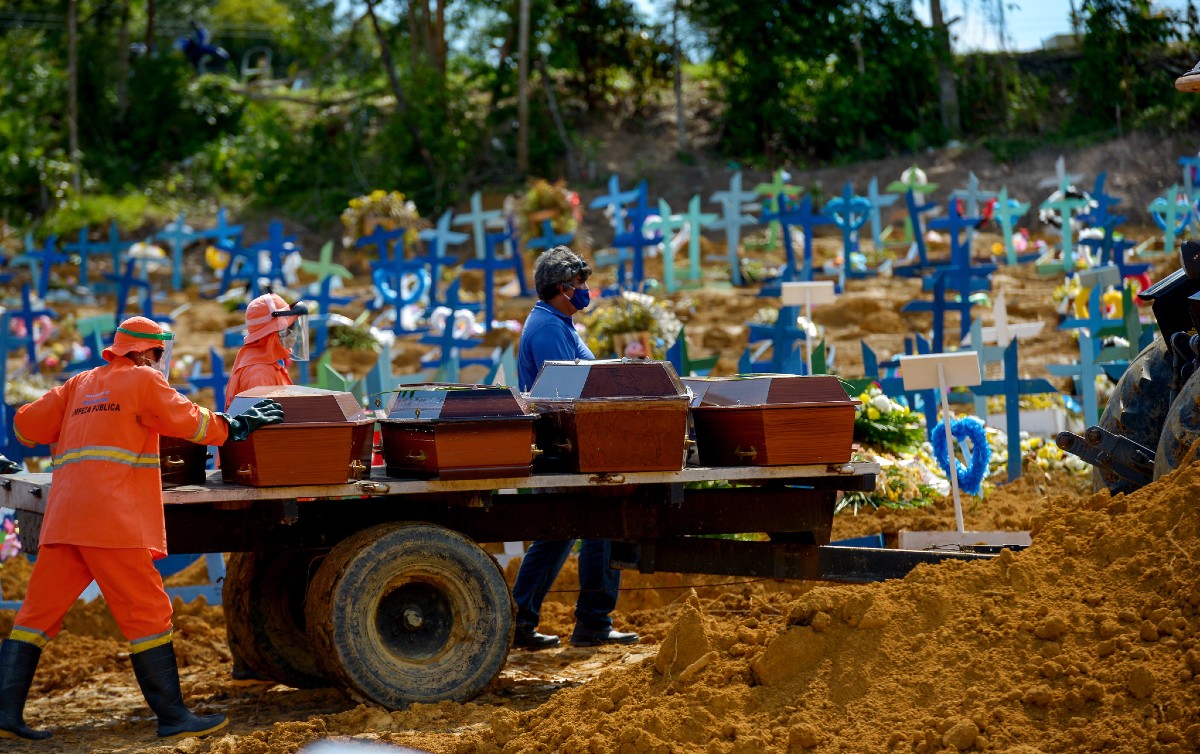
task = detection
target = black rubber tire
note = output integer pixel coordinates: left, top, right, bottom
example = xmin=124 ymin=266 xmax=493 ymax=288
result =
xmin=304 ymin=523 xmax=514 ymax=709
xmin=223 ymin=550 xmax=328 ymax=689
xmin=1092 ymin=337 xmax=1173 ymax=493
xmin=1154 ymin=366 xmax=1200 ymax=479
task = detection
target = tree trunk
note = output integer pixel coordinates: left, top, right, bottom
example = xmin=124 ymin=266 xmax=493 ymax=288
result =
xmin=517 ymin=0 xmax=530 ymax=174
xmin=67 ymin=0 xmax=81 ymax=192
xmin=145 ymin=0 xmax=156 ymax=52
xmin=673 ymin=0 xmax=685 ymax=152
xmin=537 ymin=57 xmax=578 ymax=180
xmin=116 ymin=0 xmax=130 ymax=121
xmin=364 ymin=0 xmax=439 ymax=192
xmin=928 ymin=0 xmax=961 ymax=140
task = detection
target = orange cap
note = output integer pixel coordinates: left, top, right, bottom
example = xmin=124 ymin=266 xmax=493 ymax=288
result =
xmin=101 ymin=316 xmax=174 ymax=361
xmin=244 ymin=293 xmax=296 ymax=344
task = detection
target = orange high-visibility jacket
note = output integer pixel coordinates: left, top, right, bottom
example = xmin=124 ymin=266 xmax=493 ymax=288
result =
xmin=14 ymin=357 xmax=229 ymax=557
xmin=225 ymin=336 xmax=291 ymax=409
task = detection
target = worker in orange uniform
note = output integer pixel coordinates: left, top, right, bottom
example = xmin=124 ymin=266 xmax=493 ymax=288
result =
xmin=0 ymin=316 xmax=284 ymax=741
xmin=222 ymin=292 xmax=309 ymax=684
xmin=225 ymin=292 xmax=309 ymax=409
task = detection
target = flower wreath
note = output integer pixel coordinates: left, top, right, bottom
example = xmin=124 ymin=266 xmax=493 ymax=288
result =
xmin=929 ymin=416 xmax=991 ymax=496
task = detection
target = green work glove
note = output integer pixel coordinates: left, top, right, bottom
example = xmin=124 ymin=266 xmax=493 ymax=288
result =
xmin=0 ymin=455 xmax=20 ymax=474
xmin=221 ymin=399 xmax=285 ymax=442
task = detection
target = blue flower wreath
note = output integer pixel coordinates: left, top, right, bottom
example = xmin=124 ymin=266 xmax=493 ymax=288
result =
xmin=929 ymin=416 xmax=991 ymax=496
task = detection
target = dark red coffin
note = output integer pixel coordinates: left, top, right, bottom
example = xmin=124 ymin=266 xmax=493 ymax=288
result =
xmin=379 ymin=383 xmax=535 ymax=480
xmin=683 ymin=374 xmax=859 ymax=466
xmin=526 ymin=359 xmax=690 ymax=473
xmin=218 ymin=385 xmax=375 ymax=487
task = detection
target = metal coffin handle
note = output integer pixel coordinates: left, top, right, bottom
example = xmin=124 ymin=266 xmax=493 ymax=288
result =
xmin=236 ymin=464 xmax=254 ymax=477
xmin=552 ymin=438 xmax=573 ymax=453
xmin=163 ymin=456 xmax=186 ymax=468
xmin=349 ymin=460 xmax=368 ymax=479
xmin=407 ymin=450 xmax=427 ymax=462
xmin=734 ymin=445 xmax=758 ymax=461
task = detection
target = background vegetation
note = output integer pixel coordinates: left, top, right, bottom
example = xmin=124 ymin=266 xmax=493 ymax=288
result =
xmin=1 ymin=0 xmax=1199 ymax=235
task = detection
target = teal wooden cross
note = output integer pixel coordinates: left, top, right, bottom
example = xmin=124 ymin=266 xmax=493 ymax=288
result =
xmin=454 ymin=192 xmax=502 ymax=261
xmin=314 ymin=350 xmax=362 ymax=399
xmin=667 ymin=324 xmax=718 ymax=377
xmin=1180 ymin=153 xmax=1200 ymax=234
xmin=822 ymin=182 xmax=872 ymax=291
xmin=753 ymin=169 xmax=802 ymax=248
xmin=644 ymin=199 xmax=688 ymax=292
xmin=416 ymin=210 xmax=469 ymax=310
xmin=992 ymin=187 xmax=1031 ymax=265
xmin=969 ymin=338 xmax=1061 ymax=482
xmin=679 ymin=195 xmax=718 ymax=288
xmin=484 ymin=344 xmax=519 ymax=387
xmin=709 ymin=171 xmax=759 ymax=286
xmin=301 ymin=240 xmax=353 ymax=287
xmin=1038 ymin=175 xmax=1091 ymax=276
xmin=864 ymin=176 xmax=899 ymax=253
xmin=1148 ymin=184 xmax=1192 ymax=257
xmin=154 ymin=213 xmax=205 ymax=291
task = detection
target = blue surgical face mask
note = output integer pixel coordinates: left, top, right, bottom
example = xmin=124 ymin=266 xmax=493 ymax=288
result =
xmin=566 ymin=284 xmax=590 ymax=311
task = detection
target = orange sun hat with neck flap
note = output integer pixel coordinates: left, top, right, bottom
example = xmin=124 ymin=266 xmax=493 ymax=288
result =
xmin=102 ymin=316 xmax=175 ymax=376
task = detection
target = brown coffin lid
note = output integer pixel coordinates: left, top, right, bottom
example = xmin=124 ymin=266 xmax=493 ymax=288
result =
xmin=682 ymin=374 xmax=858 ymax=408
xmin=381 ymin=383 xmax=531 ymax=421
xmin=227 ymin=384 xmax=374 ymax=424
xmin=527 ymin=359 xmax=687 ymax=400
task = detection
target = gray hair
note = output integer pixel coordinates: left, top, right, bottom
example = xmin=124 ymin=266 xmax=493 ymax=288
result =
xmin=533 ymin=245 xmax=592 ymax=300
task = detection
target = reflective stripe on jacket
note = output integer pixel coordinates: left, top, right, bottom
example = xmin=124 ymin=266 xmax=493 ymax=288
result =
xmin=14 ymin=357 xmax=229 ymax=556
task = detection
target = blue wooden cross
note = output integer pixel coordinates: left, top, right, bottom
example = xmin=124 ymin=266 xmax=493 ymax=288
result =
xmin=364 ymin=340 xmax=399 ymax=404
xmin=860 ymin=339 xmax=938 ymax=432
xmin=610 ymin=181 xmax=662 ymax=290
xmin=63 ymin=228 xmax=103 ymax=287
xmin=200 ymin=207 xmax=244 ymax=247
xmin=486 ymin=220 xmax=531 ymax=297
xmin=709 ymin=171 xmax=759 ymax=286
xmin=371 ymin=255 xmax=430 ymax=335
xmin=822 ymin=182 xmax=873 ymax=291
xmin=464 ymin=221 xmax=526 ymax=329
xmin=8 ymin=286 xmax=57 ymax=371
xmin=948 ymin=172 xmax=995 ymax=252
xmin=1148 ymin=184 xmax=1192 ymax=258
xmin=249 ymin=220 xmax=300 ymax=289
xmin=16 ymin=235 xmax=68 ymax=299
xmin=155 ymin=213 xmax=206 ymax=291
xmin=1046 ymin=333 xmax=1104 ymax=429
xmin=753 ymin=170 xmax=803 ymax=248
xmin=864 ymin=176 xmax=899 ymax=253
xmin=419 ymin=281 xmax=484 ymax=382
xmin=891 ymin=188 xmax=942 ymax=277
xmin=1038 ymin=174 xmax=1093 ymax=275
xmin=93 ymin=221 xmax=132 ymax=273
xmin=1075 ymin=172 xmax=1126 ymax=266
xmin=738 ymin=305 xmax=807 ymax=374
xmin=416 ymin=210 xmax=469 ymax=311
xmin=1180 ymin=152 xmax=1200 ymax=234
xmin=902 ymin=265 xmax=991 ymax=353
xmin=455 ymin=192 xmax=503 ymax=261
xmin=106 ymin=259 xmax=172 ymax=324
xmin=926 ymin=197 xmax=984 ymax=269
xmin=524 ymin=218 xmax=576 ymax=254
xmin=758 ymin=194 xmax=834 ymax=287
xmin=969 ymin=338 xmax=1060 ymax=482
xmin=181 ymin=347 xmax=228 ymax=411
xmin=356 ymin=224 xmax=408 ymax=269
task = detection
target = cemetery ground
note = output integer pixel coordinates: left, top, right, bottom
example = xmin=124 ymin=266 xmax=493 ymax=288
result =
xmin=3 ymin=131 xmax=1200 ymax=753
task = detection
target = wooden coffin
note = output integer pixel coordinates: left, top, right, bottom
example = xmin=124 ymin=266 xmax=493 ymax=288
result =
xmin=159 ymin=435 xmax=209 ymax=488
xmin=218 ymin=385 xmax=375 ymax=487
xmin=683 ymin=374 xmax=859 ymax=466
xmin=379 ymin=384 xmax=535 ymax=480
xmin=526 ymin=360 xmax=689 ymax=473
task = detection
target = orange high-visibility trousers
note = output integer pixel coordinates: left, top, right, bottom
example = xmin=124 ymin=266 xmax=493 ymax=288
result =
xmin=10 ymin=544 xmax=173 ymax=647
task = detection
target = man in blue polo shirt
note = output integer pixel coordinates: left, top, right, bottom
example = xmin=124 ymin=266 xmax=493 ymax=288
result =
xmin=511 ymin=246 xmax=639 ymax=650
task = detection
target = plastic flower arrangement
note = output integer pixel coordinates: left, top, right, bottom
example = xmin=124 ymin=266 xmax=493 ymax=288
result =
xmin=582 ymin=291 xmax=680 ymax=360
xmin=837 ymin=454 xmax=944 ymax=513
xmin=512 ymin=179 xmax=581 ymax=242
xmin=340 ymin=190 xmax=426 ymax=250
xmin=852 ymin=384 xmax=925 ymax=454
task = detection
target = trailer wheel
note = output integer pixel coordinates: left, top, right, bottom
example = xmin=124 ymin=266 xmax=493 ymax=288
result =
xmin=305 ymin=523 xmax=514 ymax=709
xmin=1092 ymin=338 xmax=1173 ymax=493
xmin=223 ymin=550 xmax=327 ymax=689
xmin=1154 ymin=366 xmax=1200 ymax=479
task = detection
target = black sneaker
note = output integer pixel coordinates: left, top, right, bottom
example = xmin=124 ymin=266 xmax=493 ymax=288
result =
xmin=569 ymin=627 xmax=640 ymax=647
xmin=513 ymin=627 xmax=560 ymax=650
xmin=1177 ymin=60 xmax=1200 ymax=92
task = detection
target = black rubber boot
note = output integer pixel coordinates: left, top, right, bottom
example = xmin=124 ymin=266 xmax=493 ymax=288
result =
xmin=130 ymin=642 xmax=228 ymax=740
xmin=0 ymin=639 xmax=51 ymax=740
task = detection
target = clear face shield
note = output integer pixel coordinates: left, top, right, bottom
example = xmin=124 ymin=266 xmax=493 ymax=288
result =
xmin=273 ymin=303 xmax=310 ymax=362
xmin=140 ymin=337 xmax=175 ymax=377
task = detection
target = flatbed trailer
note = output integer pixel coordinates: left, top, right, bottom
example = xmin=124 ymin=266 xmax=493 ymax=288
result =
xmin=0 ymin=461 xmax=989 ymax=709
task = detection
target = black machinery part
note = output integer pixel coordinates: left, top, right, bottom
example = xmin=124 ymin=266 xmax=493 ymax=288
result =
xmin=1056 ymin=425 xmax=1154 ymax=489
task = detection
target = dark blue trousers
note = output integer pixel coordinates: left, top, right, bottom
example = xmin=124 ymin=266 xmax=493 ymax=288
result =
xmin=511 ymin=539 xmax=621 ymax=633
